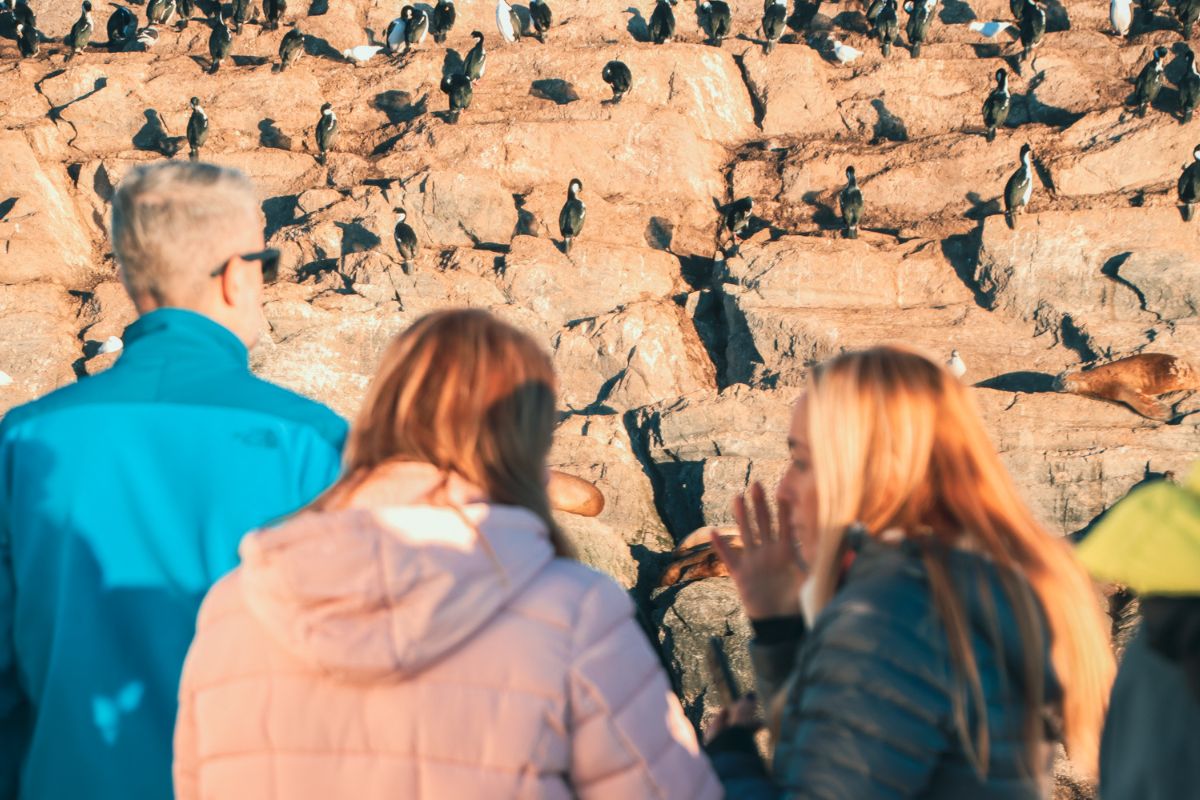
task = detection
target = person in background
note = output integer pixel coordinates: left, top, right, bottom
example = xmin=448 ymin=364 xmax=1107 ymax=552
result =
xmin=1076 ymin=463 xmax=1200 ymax=800
xmin=705 ymin=345 xmax=1115 ymax=798
xmin=173 ymin=309 xmax=721 ymax=800
xmin=0 ymin=162 xmax=347 ymax=800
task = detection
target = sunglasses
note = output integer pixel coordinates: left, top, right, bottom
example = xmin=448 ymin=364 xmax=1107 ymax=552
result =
xmin=209 ymin=248 xmax=280 ymax=284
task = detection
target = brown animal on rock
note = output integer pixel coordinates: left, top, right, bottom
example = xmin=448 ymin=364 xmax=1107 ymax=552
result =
xmin=546 ymin=470 xmax=605 ymax=517
xmin=658 ymin=528 xmax=741 ymax=587
xmin=1054 ymin=353 xmax=1199 ymax=421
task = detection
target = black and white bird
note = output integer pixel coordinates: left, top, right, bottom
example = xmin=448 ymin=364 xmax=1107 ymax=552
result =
xmin=699 ymin=0 xmax=731 ymax=45
xmin=558 ymin=179 xmax=586 ymax=255
xmin=1111 ymin=0 xmax=1133 ymax=36
xmin=176 ymin=0 xmax=193 ymax=28
xmin=1181 ymin=48 xmax=1200 ymax=123
xmin=279 ymin=25 xmax=304 ymax=70
xmin=874 ymin=0 xmax=899 ymax=56
xmin=1179 ymin=0 xmax=1199 ymax=38
xmin=315 ymin=103 xmax=337 ymax=165
xmin=1009 ymin=0 xmax=1023 ymax=22
xmin=13 ymin=0 xmax=34 ymax=30
xmin=207 ymin=8 xmax=232 ymax=73
xmin=762 ymin=0 xmax=786 ymax=53
xmin=840 ymin=166 xmax=864 ymax=239
xmin=722 ymin=196 xmax=753 ymax=242
xmin=1018 ymin=0 xmax=1045 ymax=64
xmin=529 ymin=0 xmax=551 ymax=41
xmin=1004 ymin=143 xmax=1034 ymax=229
xmin=393 ymin=208 xmax=418 ymax=273
xmin=440 ymin=72 xmax=473 ymax=123
xmin=496 ymin=0 xmax=520 ymax=42
xmin=187 ymin=97 xmax=208 ymax=161
xmin=146 ymin=0 xmax=174 ymax=26
xmin=232 ymin=0 xmax=250 ymax=34
xmin=602 ymin=60 xmax=632 ymax=103
xmin=648 ymin=0 xmax=676 ymax=43
xmin=1179 ymin=144 xmax=1200 ymax=221
xmin=905 ymin=0 xmax=936 ymax=57
xmin=65 ymin=0 xmax=93 ymax=60
xmin=431 ymin=0 xmax=455 ymax=42
xmin=135 ymin=25 xmax=159 ymax=49
xmin=1132 ymin=46 xmax=1169 ymax=117
xmin=385 ymin=8 xmax=408 ymax=53
xmin=982 ymin=67 xmax=1010 ymax=141
xmin=405 ymin=6 xmax=429 ymax=48
xmin=15 ymin=21 xmax=38 ymax=56
xmin=464 ymin=30 xmax=487 ymax=79
xmin=263 ymin=0 xmax=285 ymax=30
xmin=106 ymin=5 xmax=137 ymax=50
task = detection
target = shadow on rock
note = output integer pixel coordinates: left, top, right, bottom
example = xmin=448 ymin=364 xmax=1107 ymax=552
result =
xmin=336 ymin=221 xmax=382 ymax=255
xmin=441 ymin=48 xmax=464 ymax=78
xmin=871 ymin=98 xmax=908 ymax=143
xmin=258 ymin=118 xmax=292 ymax=150
xmin=939 ymin=0 xmax=975 ymax=24
xmin=975 ymin=371 xmax=1060 ymax=393
xmin=801 ymin=190 xmax=840 ymax=229
xmin=625 ymin=6 xmax=649 ymax=41
xmin=1044 ymin=0 xmax=1069 ymax=31
xmin=373 ymin=90 xmax=426 ymax=123
xmin=645 ymin=216 xmax=674 ymax=251
xmin=530 ymin=78 xmax=580 ymax=104
xmin=304 ymin=34 xmax=342 ymax=60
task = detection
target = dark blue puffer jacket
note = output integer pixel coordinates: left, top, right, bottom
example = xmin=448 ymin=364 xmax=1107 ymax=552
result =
xmin=712 ymin=532 xmax=1062 ymax=799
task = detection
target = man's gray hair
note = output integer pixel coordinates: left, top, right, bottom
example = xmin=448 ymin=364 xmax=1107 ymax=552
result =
xmin=110 ymin=162 xmax=262 ymax=305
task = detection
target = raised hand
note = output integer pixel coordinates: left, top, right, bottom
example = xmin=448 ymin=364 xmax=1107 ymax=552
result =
xmin=710 ymin=482 xmax=808 ymax=621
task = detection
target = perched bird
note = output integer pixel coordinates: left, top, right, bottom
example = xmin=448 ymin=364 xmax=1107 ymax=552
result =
xmin=431 ymin=0 xmax=455 ymax=42
xmin=440 ymin=72 xmax=473 ymax=123
xmin=135 ymin=25 xmax=159 ymax=48
xmin=186 ymin=97 xmax=208 ymax=161
xmin=831 ymin=37 xmax=863 ymax=63
xmin=263 ymin=0 xmax=285 ymax=30
xmin=107 ymin=5 xmax=137 ymax=50
xmin=1004 ymin=143 xmax=1034 ymax=229
xmin=762 ymin=0 xmax=786 ymax=53
xmin=967 ymin=20 xmax=1014 ymax=37
xmin=232 ymin=0 xmax=250 ymax=34
xmin=405 ymin=6 xmax=429 ymax=49
xmin=1132 ymin=46 xmax=1169 ymax=117
xmin=65 ymin=0 xmax=93 ymax=61
xmin=1179 ymin=0 xmax=1199 ymax=38
xmin=342 ymin=43 xmax=383 ymax=63
xmin=146 ymin=0 xmax=174 ymax=26
xmin=15 ymin=21 xmax=38 ymax=57
xmin=1179 ymin=143 xmax=1200 ymax=221
xmin=393 ymin=208 xmax=418 ymax=273
xmin=97 ymin=336 xmax=123 ymax=355
xmin=1139 ymin=0 xmax=1165 ymax=27
xmin=278 ymin=25 xmax=304 ymax=70
xmin=947 ymin=350 xmax=967 ymax=378
xmin=905 ymin=0 xmax=936 ymax=57
xmin=875 ymin=0 xmax=899 ymax=56
xmin=529 ymin=0 xmax=551 ymax=41
xmin=840 ymin=166 xmax=864 ymax=239
xmin=982 ymin=67 xmax=1010 ymax=142
xmin=723 ymin=196 xmax=754 ymax=240
xmin=1111 ymin=0 xmax=1133 ymax=36
xmin=176 ymin=0 xmax=192 ymax=28
xmin=207 ymin=9 xmax=232 ymax=73
xmin=1009 ymin=0 xmax=1023 ymax=23
xmin=496 ymin=0 xmax=520 ymax=42
xmin=385 ymin=8 xmax=408 ymax=53
xmin=558 ymin=178 xmax=586 ymax=255
xmin=699 ymin=0 xmax=732 ymax=45
xmin=1019 ymin=0 xmax=1045 ymax=64
xmin=602 ymin=60 xmax=632 ymax=103
xmin=315 ymin=103 xmax=337 ymax=165
xmin=464 ymin=30 xmax=487 ymax=79
xmin=648 ymin=0 xmax=676 ymax=43
xmin=1180 ymin=48 xmax=1200 ymax=123
xmin=13 ymin=0 xmax=33 ymax=29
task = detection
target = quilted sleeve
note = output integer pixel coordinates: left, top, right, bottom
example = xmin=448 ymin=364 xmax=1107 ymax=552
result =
xmin=172 ymin=647 xmax=200 ymax=800
xmin=567 ymin=576 xmax=721 ymax=800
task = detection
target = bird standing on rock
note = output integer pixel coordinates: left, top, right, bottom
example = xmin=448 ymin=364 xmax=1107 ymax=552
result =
xmin=177 ymin=0 xmax=194 ymax=29
xmin=762 ymin=0 xmax=787 ymax=53
xmin=840 ymin=166 xmax=863 ymax=239
xmin=602 ymin=60 xmax=632 ymax=103
xmin=279 ymin=25 xmax=304 ymax=70
xmin=905 ymin=0 xmax=936 ymax=57
xmin=648 ymin=0 xmax=676 ymax=43
xmin=1132 ymin=46 xmax=1169 ymax=117
xmin=65 ymin=0 xmax=93 ymax=61
xmin=405 ymin=6 xmax=429 ymax=49
xmin=186 ymin=97 xmax=208 ymax=161
xmin=559 ymin=179 xmax=586 ymax=255
xmin=12 ymin=0 xmax=33 ymax=30
xmin=431 ymin=0 xmax=455 ymax=42
xmin=1111 ymin=0 xmax=1133 ymax=36
xmin=1180 ymin=48 xmax=1200 ymax=122
xmin=1004 ymin=143 xmax=1034 ymax=229
xmin=982 ymin=67 xmax=1010 ymax=142
xmin=107 ymin=5 xmax=137 ymax=50
xmin=315 ymin=102 xmax=336 ymax=165
xmin=1179 ymin=0 xmax=1199 ymax=38
xmin=440 ymin=72 xmax=473 ymax=123
xmin=1009 ymin=0 xmax=1023 ymax=22
xmin=263 ymin=0 xmax=285 ymax=30
xmin=1019 ymin=0 xmax=1045 ymax=64
xmin=947 ymin=350 xmax=967 ymax=378
xmin=208 ymin=8 xmax=232 ymax=73
xmin=386 ymin=8 xmax=408 ymax=53
xmin=699 ymin=0 xmax=732 ymax=45
xmin=464 ymin=30 xmax=486 ymax=79
xmin=232 ymin=0 xmax=250 ymax=34
xmin=1179 ymin=143 xmax=1200 ymax=220
xmin=146 ymin=0 xmax=174 ymax=27
xmin=393 ymin=208 xmax=418 ymax=273
xmin=722 ymin=196 xmax=753 ymax=244
xmin=529 ymin=0 xmax=551 ymax=41
xmin=874 ymin=0 xmax=899 ymax=56
xmin=496 ymin=0 xmax=521 ymax=42
xmin=15 ymin=21 xmax=38 ymax=57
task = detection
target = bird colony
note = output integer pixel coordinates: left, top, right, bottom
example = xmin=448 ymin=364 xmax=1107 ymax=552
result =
xmin=1 ymin=0 xmax=1198 ymax=791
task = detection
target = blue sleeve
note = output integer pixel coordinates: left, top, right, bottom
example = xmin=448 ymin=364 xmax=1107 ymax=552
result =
xmin=297 ymin=415 xmax=347 ymax=505
xmin=0 ymin=423 xmax=29 ymax=798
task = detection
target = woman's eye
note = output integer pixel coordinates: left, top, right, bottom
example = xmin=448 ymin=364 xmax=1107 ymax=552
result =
xmin=792 ymin=459 xmax=808 ymax=470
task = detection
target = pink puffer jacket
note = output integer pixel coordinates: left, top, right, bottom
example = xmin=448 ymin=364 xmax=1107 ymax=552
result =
xmin=174 ymin=462 xmax=721 ymax=800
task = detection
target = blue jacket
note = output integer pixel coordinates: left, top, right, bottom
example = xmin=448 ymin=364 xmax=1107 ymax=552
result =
xmin=0 ymin=309 xmax=347 ymax=800
xmin=710 ymin=532 xmax=1061 ymax=799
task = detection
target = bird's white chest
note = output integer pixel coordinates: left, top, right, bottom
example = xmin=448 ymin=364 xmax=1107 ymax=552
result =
xmin=1110 ymin=0 xmax=1131 ymax=31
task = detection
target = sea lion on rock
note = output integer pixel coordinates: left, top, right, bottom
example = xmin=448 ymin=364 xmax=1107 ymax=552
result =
xmin=658 ymin=528 xmax=740 ymax=586
xmin=547 ymin=470 xmax=605 ymax=517
xmin=1054 ymin=353 xmax=1199 ymax=421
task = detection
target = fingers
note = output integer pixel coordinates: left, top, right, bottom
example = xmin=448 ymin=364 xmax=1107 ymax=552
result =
xmin=710 ymin=528 xmax=740 ymax=571
xmin=732 ymin=493 xmax=761 ymax=549
xmin=750 ymin=482 xmax=775 ymax=544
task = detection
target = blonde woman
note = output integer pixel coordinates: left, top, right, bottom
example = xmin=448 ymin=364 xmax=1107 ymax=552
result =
xmin=706 ymin=346 xmax=1114 ymax=798
xmin=174 ymin=309 xmax=720 ymax=800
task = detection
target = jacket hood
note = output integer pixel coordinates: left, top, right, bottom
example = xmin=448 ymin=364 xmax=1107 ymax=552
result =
xmin=238 ymin=462 xmax=555 ymax=681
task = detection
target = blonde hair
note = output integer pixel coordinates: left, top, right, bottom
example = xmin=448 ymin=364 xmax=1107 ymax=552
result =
xmin=803 ymin=345 xmax=1113 ymax=779
xmin=110 ymin=162 xmax=261 ymax=305
xmin=315 ymin=309 xmax=574 ymax=558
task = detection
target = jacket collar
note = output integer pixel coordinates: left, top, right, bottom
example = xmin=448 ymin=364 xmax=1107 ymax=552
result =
xmin=121 ymin=308 xmax=248 ymax=369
